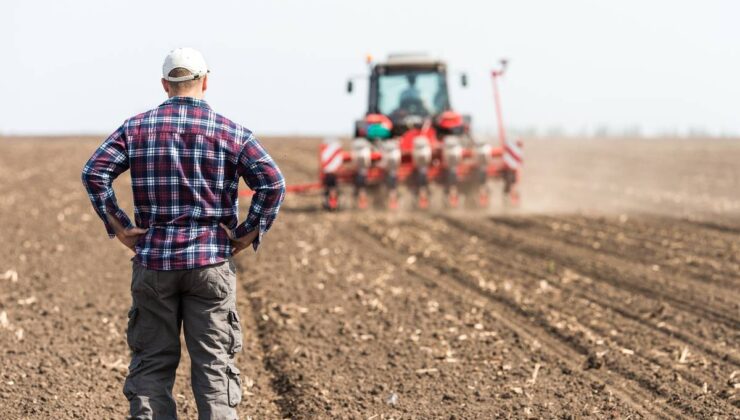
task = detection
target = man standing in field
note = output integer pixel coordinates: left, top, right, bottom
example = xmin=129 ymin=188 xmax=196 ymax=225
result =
xmin=81 ymin=47 xmax=285 ymax=419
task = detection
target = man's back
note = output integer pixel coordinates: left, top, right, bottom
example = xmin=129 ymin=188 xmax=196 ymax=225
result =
xmin=82 ymin=96 xmax=285 ymax=270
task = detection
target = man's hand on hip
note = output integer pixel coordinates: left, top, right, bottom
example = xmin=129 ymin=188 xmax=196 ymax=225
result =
xmin=107 ymin=213 xmax=148 ymax=252
xmin=116 ymin=228 xmax=148 ymax=252
xmin=219 ymin=223 xmax=258 ymax=256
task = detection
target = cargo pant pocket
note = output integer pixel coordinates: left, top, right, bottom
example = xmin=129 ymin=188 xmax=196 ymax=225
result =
xmin=126 ymin=306 xmax=140 ymax=352
xmin=226 ymin=365 xmax=242 ymax=407
xmin=228 ymin=309 xmax=243 ymax=354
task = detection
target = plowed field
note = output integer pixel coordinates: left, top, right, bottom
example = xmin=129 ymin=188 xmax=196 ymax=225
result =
xmin=0 ymin=136 xmax=738 ymax=419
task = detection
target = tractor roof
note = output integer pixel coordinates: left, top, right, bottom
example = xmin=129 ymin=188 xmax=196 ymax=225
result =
xmin=380 ymin=53 xmax=446 ymax=69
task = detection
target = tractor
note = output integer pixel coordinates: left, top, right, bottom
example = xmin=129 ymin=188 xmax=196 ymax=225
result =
xmin=302 ymin=54 xmax=522 ymax=210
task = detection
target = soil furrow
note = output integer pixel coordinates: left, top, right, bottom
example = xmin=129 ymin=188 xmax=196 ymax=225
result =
xmin=243 ymin=280 xmax=305 ymax=418
xmin=685 ymin=219 xmax=740 ymax=236
xmin=539 ymin=214 xmax=740 ymax=274
xmin=351 ymin=217 xmax=698 ymax=419
xmin=448 ymin=220 xmax=740 ymax=368
xmin=409 ymin=215 xmax=740 ymax=360
xmin=391 ymin=216 xmax=739 ymax=412
xmin=547 ymin=214 xmax=740 ymax=261
xmin=493 ymin=215 xmax=740 ymax=293
xmin=437 ymin=215 xmax=740 ymax=364
xmin=442 ymin=215 xmax=740 ymax=331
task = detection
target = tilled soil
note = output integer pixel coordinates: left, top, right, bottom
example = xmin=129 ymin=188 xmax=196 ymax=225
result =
xmin=0 ymin=136 xmax=738 ymax=419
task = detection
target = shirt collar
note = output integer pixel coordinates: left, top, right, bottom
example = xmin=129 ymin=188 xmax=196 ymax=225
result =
xmin=161 ymin=96 xmax=211 ymax=110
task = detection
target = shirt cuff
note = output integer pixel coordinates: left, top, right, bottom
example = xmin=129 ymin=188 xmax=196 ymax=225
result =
xmin=102 ymin=206 xmax=134 ymax=238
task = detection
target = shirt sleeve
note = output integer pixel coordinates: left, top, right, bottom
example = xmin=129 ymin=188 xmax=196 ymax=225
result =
xmin=233 ymin=133 xmax=286 ymax=250
xmin=81 ymin=125 xmax=134 ymax=238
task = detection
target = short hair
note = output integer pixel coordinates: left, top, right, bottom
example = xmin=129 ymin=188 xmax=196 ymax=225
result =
xmin=166 ymin=67 xmax=202 ymax=93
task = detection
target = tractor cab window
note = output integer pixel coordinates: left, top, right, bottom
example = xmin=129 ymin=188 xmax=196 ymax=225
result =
xmin=377 ymin=71 xmax=448 ymax=118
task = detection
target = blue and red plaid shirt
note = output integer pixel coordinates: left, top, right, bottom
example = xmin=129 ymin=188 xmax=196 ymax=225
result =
xmin=82 ymin=96 xmax=285 ymax=271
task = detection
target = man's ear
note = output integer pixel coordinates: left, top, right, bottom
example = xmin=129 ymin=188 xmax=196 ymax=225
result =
xmin=202 ymin=75 xmax=208 ymax=93
xmin=161 ymin=78 xmax=170 ymax=94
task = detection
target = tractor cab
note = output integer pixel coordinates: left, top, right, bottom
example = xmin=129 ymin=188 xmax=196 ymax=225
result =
xmin=370 ymin=55 xmax=450 ymax=133
xmin=350 ymin=54 xmax=467 ymax=138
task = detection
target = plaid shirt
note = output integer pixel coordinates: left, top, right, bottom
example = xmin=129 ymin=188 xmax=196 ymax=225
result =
xmin=81 ymin=96 xmax=285 ymax=270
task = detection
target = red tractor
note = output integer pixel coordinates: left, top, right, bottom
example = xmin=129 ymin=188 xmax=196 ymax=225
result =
xmin=295 ymin=54 xmax=522 ymax=210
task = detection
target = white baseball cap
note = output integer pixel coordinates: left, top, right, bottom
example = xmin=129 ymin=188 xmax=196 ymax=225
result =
xmin=162 ymin=47 xmax=210 ymax=82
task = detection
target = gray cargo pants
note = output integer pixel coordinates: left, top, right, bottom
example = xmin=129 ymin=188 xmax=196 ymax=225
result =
xmin=123 ymin=259 xmax=243 ymax=420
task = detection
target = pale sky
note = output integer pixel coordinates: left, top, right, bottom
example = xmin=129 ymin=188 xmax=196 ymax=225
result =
xmin=3 ymin=0 xmax=739 ymax=137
